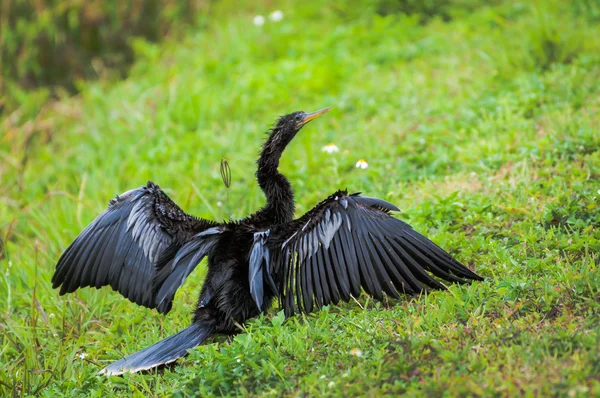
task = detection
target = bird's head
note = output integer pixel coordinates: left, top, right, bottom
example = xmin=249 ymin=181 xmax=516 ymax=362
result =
xmin=268 ymin=106 xmax=332 ymax=149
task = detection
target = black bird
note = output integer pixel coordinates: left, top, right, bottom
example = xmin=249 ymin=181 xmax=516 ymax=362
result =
xmin=52 ymin=107 xmax=482 ymax=375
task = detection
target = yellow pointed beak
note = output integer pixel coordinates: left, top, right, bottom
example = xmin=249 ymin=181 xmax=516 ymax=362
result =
xmin=296 ymin=106 xmax=333 ymax=128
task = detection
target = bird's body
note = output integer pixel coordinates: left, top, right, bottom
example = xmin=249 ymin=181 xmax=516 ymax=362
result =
xmin=52 ymin=108 xmax=482 ymax=375
xmin=194 ymin=220 xmax=275 ymax=331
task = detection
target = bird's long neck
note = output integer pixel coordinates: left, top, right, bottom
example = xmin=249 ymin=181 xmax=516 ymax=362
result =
xmin=255 ymin=132 xmax=295 ymax=225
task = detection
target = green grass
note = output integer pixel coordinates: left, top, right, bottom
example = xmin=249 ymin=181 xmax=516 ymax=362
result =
xmin=2 ymin=0 xmax=600 ymax=396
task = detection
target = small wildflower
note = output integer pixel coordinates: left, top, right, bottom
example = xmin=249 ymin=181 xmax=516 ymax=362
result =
xmin=321 ymin=143 xmax=339 ymax=154
xmin=49 ymin=313 xmax=55 ymax=318
xmin=53 ymin=333 xmax=58 ymax=337
xmin=253 ymin=15 xmax=265 ymax=26
xmin=237 ymin=359 xmax=241 ymax=363
xmin=350 ymin=348 xmax=363 ymax=357
xmin=597 ymin=189 xmax=600 ymax=195
xmin=355 ymin=159 xmax=368 ymax=169
xmin=269 ymin=10 xmax=284 ymax=22
xmin=79 ymin=352 xmax=87 ymax=360
xmin=217 ymin=201 xmax=223 ymax=208
xmin=328 ymin=381 xmax=335 ymax=388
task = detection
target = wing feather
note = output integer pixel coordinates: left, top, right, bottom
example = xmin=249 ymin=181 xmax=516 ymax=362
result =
xmin=386 ymin=237 xmax=445 ymax=290
xmin=330 ymin=233 xmax=350 ymax=301
xmin=319 ymin=240 xmax=340 ymax=305
xmin=264 ymin=190 xmax=482 ymax=316
xmin=351 ymin=214 xmax=382 ymax=300
xmin=52 ymin=181 xmax=219 ymax=313
xmin=368 ymin=232 xmax=410 ymax=296
xmin=338 ymin=217 xmax=361 ymax=297
xmin=309 ymin=241 xmax=324 ymax=309
xmin=301 ymin=243 xmax=314 ymax=313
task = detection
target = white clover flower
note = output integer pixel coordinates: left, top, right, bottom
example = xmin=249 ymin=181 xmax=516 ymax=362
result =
xmin=328 ymin=381 xmax=335 ymax=388
xmin=269 ymin=10 xmax=284 ymax=22
xmin=350 ymin=348 xmax=363 ymax=357
xmin=253 ymin=15 xmax=265 ymax=26
xmin=79 ymin=352 xmax=87 ymax=360
xmin=321 ymin=143 xmax=339 ymax=154
xmin=49 ymin=313 xmax=55 ymax=318
xmin=355 ymin=159 xmax=368 ymax=169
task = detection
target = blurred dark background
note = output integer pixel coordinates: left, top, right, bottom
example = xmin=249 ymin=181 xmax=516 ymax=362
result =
xmin=1 ymin=1 xmax=210 ymax=97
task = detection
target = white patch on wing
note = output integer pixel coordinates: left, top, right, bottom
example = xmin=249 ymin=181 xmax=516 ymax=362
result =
xmin=318 ymin=209 xmax=343 ymax=250
xmin=282 ymin=230 xmax=298 ymax=249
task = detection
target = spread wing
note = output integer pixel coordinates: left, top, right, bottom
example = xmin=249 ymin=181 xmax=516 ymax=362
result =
xmin=250 ymin=191 xmax=482 ymax=316
xmin=52 ymin=181 xmax=222 ymax=314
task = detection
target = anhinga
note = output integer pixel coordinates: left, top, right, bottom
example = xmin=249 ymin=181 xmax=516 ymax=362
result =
xmin=52 ymin=107 xmax=482 ymax=375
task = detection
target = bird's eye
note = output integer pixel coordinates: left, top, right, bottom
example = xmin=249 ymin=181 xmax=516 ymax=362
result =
xmin=295 ymin=113 xmax=304 ymax=121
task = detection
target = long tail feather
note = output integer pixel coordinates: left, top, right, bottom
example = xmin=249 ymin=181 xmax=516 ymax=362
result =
xmin=100 ymin=322 xmax=215 ymax=376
